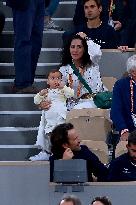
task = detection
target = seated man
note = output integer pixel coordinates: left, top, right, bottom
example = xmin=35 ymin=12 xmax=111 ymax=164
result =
xmin=108 ymin=130 xmax=136 ymax=181
xmin=73 ymin=0 xmax=123 ymax=28
xmin=49 ymin=123 xmax=109 ymax=182
xmin=63 ymin=0 xmax=119 ymax=49
xmin=111 ymin=54 xmax=136 ymax=141
xmin=0 ymin=10 xmax=5 ymax=34
xmin=119 ymin=0 xmax=136 ymax=47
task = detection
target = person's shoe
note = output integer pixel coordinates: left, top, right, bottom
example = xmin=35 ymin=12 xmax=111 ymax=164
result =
xmin=29 ymin=151 xmax=50 ymax=161
xmin=44 ymin=20 xmax=63 ymax=31
xmin=12 ymin=85 xmax=39 ymax=94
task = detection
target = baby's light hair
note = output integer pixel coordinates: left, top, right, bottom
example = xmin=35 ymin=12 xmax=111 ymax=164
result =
xmin=126 ymin=54 xmax=136 ymax=73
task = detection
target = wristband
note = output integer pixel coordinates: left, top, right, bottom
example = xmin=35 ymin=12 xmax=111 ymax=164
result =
xmin=121 ymin=129 xmax=129 ymax=136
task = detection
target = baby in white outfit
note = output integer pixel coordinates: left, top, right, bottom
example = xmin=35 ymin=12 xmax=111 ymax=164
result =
xmin=30 ymin=69 xmax=74 ymax=161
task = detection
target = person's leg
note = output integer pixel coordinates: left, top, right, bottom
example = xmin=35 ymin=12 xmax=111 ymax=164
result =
xmin=44 ymin=0 xmax=63 ymax=30
xmin=45 ymin=0 xmax=59 ymax=17
xmin=30 ymin=0 xmax=45 ymax=82
xmin=12 ymin=0 xmax=39 ymax=89
xmin=0 ymin=11 xmax=5 ymax=34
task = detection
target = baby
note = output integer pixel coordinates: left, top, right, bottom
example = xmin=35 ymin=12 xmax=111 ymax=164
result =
xmin=30 ymin=69 xmax=74 ymax=161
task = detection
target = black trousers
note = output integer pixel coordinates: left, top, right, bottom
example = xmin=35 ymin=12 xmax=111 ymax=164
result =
xmin=0 ymin=11 xmax=5 ymax=34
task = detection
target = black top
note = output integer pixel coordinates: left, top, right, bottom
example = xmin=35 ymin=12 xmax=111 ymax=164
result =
xmin=50 ymin=145 xmax=108 ymax=182
xmin=108 ymin=153 xmax=136 ymax=181
xmin=75 ymin=22 xmax=119 ymax=49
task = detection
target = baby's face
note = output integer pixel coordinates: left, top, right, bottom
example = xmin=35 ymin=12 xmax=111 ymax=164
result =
xmin=47 ymin=71 xmax=62 ymax=89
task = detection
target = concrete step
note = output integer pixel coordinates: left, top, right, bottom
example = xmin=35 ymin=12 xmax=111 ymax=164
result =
xmin=4 ymin=18 xmax=74 ymax=31
xmin=0 ymin=112 xmax=41 ymax=127
xmin=0 ymin=31 xmax=64 ymax=48
xmin=0 ymin=79 xmax=47 ymax=93
xmin=0 ymin=128 xmax=37 ymax=145
xmin=0 ymin=147 xmax=40 ymax=161
xmin=0 ymin=49 xmax=61 ymax=63
xmin=1 ymin=1 xmax=76 ymax=18
xmin=0 ymin=63 xmax=60 ymax=78
xmin=0 ymin=94 xmax=38 ymax=111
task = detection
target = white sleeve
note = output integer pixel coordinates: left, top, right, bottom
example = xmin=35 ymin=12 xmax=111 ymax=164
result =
xmin=87 ymin=39 xmax=102 ymax=64
xmin=85 ymin=65 xmax=103 ymax=93
xmin=61 ymin=85 xmax=74 ymax=98
xmin=59 ymin=66 xmax=68 ymax=84
xmin=34 ymin=93 xmax=45 ymax=105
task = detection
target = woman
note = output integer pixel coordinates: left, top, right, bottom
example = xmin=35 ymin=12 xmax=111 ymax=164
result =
xmin=30 ymin=32 xmax=105 ymax=160
xmin=58 ymin=195 xmax=82 ymax=205
xmin=60 ymin=32 xmax=105 ymax=110
xmin=111 ymin=54 xmax=136 ymax=141
xmin=40 ymin=32 xmax=105 ymax=111
xmin=91 ymin=196 xmax=112 ymax=205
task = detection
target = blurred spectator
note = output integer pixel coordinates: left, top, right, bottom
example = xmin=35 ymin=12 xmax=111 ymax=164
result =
xmin=108 ymin=130 xmax=136 ymax=181
xmin=111 ymin=55 xmax=136 ymax=141
xmin=120 ymin=0 xmax=136 ymax=48
xmin=50 ymin=123 xmax=109 ymax=182
xmin=0 ymin=10 xmax=5 ymax=34
xmin=63 ymin=0 xmax=118 ymax=49
xmin=58 ymin=195 xmax=82 ymax=205
xmin=91 ymin=196 xmax=112 ymax=205
xmin=6 ymin=0 xmax=45 ymax=93
xmin=44 ymin=0 xmax=63 ymax=31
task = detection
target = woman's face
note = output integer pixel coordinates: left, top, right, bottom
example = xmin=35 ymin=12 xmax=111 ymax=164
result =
xmin=60 ymin=200 xmax=74 ymax=205
xmin=70 ymin=39 xmax=85 ymax=61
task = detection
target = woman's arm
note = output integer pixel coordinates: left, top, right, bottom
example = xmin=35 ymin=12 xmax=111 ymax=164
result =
xmin=86 ymin=39 xmax=102 ymax=64
xmin=76 ymin=32 xmax=102 ymax=64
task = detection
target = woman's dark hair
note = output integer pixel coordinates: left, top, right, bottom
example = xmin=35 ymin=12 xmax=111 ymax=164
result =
xmin=91 ymin=196 xmax=112 ymax=205
xmin=58 ymin=195 xmax=82 ymax=205
xmin=50 ymin=123 xmax=74 ymax=159
xmin=61 ymin=34 xmax=92 ymax=67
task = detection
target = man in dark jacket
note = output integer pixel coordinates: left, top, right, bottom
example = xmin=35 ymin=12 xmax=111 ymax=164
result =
xmin=0 ymin=10 xmax=5 ymax=34
xmin=6 ymin=0 xmax=45 ymax=93
xmin=73 ymin=0 xmax=124 ymax=29
xmin=108 ymin=130 xmax=136 ymax=181
xmin=50 ymin=123 xmax=108 ymax=182
xmin=63 ymin=0 xmax=118 ymax=49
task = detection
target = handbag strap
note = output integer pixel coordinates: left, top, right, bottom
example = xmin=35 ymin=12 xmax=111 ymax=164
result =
xmin=70 ymin=63 xmax=93 ymax=94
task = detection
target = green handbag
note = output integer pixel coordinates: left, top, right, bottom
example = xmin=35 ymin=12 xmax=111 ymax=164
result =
xmin=93 ymin=91 xmax=112 ymax=109
xmin=70 ymin=64 xmax=112 ymax=109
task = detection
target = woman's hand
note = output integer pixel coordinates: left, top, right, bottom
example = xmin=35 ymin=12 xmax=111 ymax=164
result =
xmin=76 ymin=32 xmax=87 ymax=39
xmin=120 ymin=131 xmax=129 ymax=141
xmin=39 ymin=100 xmax=52 ymax=110
xmin=62 ymin=148 xmax=74 ymax=160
